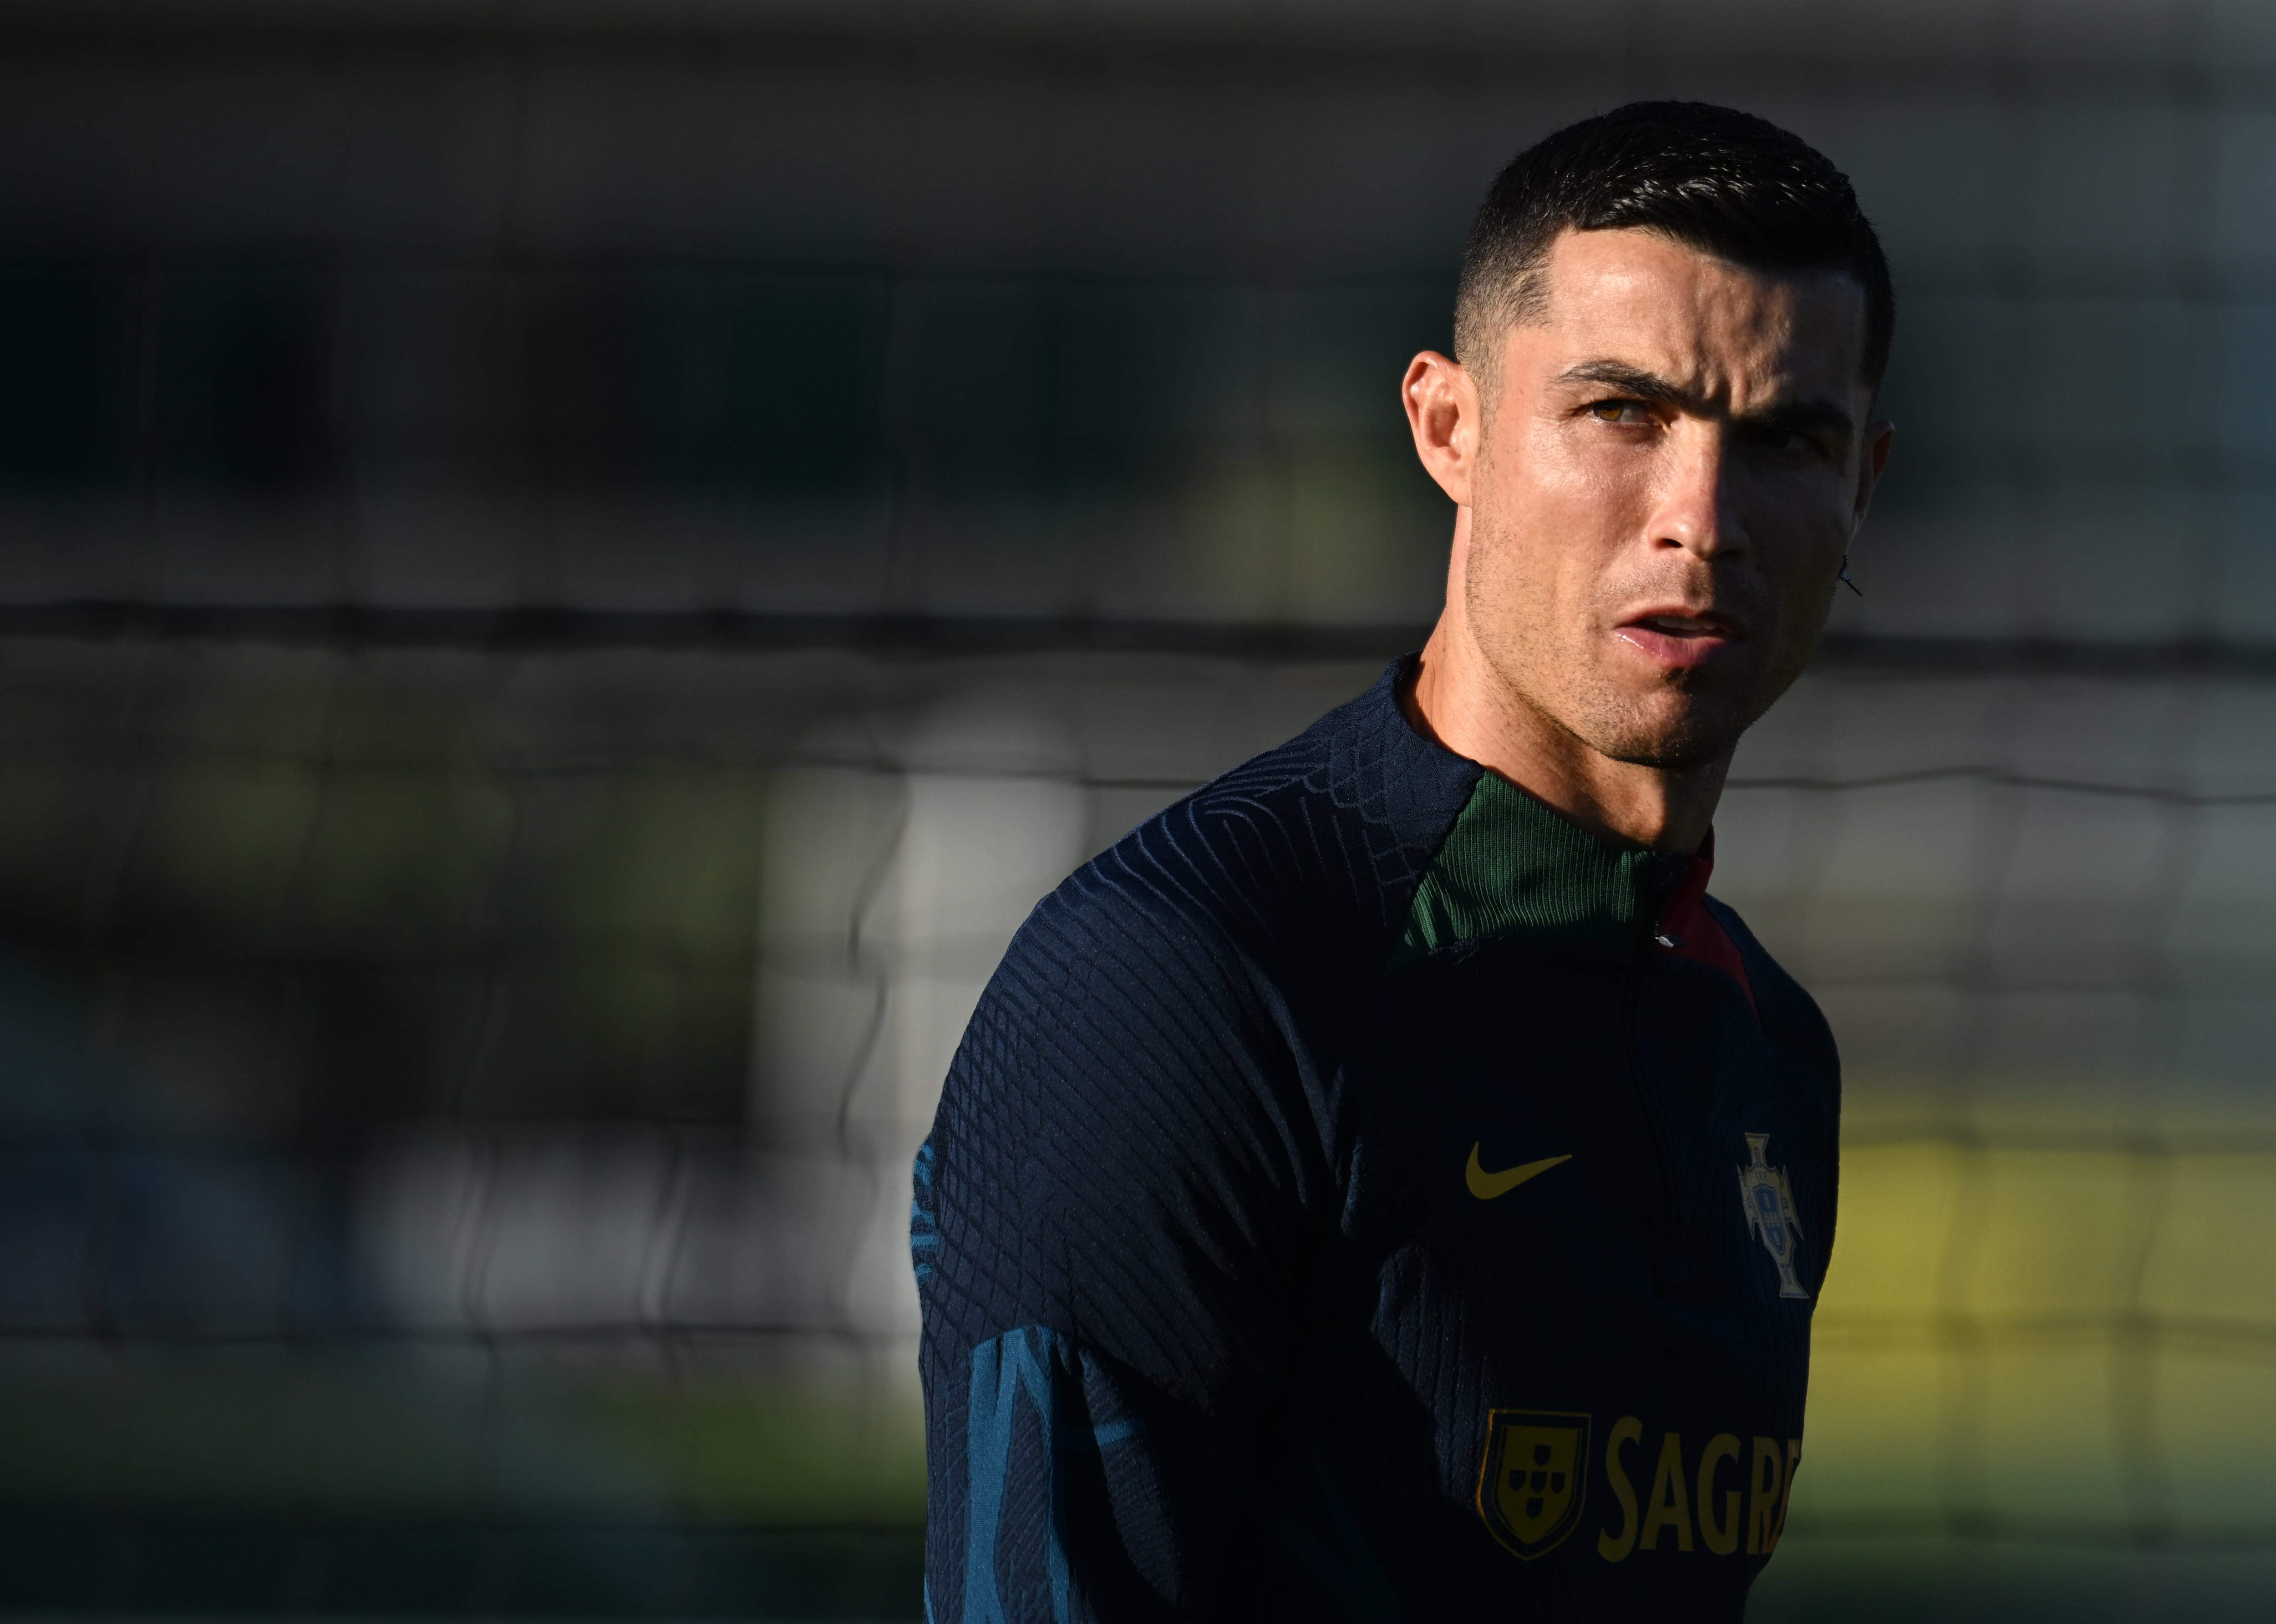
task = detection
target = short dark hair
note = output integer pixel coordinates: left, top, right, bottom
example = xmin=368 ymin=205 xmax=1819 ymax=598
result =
xmin=1454 ymin=101 xmax=1895 ymax=392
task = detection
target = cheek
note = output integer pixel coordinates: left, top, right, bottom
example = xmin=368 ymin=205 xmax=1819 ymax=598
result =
xmin=1470 ymin=529 xmax=1621 ymax=665
xmin=1482 ymin=426 xmax=1644 ymax=556
xmin=1473 ymin=426 xmax=1666 ymax=630
xmin=1526 ymin=425 xmax=1651 ymax=512
xmin=1743 ymin=476 xmax=1857 ymax=574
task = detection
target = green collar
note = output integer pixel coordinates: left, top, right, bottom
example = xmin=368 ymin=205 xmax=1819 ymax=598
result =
xmin=1389 ymin=772 xmax=1676 ymax=973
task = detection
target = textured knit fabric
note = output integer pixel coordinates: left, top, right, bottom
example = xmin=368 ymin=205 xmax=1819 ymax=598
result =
xmin=1393 ymin=771 xmax=1664 ymax=967
xmin=914 ymin=657 xmax=1840 ymax=1623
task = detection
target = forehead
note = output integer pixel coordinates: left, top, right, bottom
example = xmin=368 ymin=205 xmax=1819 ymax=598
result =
xmin=1515 ymin=227 xmax=1869 ymax=401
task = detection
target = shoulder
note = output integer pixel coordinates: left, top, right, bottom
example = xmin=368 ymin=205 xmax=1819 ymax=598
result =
xmin=935 ymin=658 xmax=1476 ymax=1174
xmin=1051 ymin=660 xmax=1479 ymax=974
xmin=923 ymin=668 xmax=1476 ymax=1355
xmin=978 ymin=658 xmax=1478 ymax=1029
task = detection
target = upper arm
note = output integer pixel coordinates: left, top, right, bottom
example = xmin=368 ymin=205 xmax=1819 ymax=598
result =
xmin=915 ymin=881 xmax=1318 ymax=1622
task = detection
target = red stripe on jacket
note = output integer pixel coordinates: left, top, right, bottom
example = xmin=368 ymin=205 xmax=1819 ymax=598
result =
xmin=1656 ymin=829 xmax=1757 ymax=1019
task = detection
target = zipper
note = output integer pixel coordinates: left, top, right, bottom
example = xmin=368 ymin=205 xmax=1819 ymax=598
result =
xmin=1620 ymin=933 xmax=1683 ymax=1266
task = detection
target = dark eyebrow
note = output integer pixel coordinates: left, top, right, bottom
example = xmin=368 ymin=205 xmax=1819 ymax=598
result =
xmin=1555 ymin=360 xmax=1857 ymax=442
xmin=1751 ymin=398 xmax=1858 ymax=441
xmin=1557 ymin=361 xmax=1697 ymax=408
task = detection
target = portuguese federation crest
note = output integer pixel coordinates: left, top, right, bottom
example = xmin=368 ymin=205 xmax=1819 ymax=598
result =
xmin=1737 ymin=1132 xmax=1809 ymax=1299
xmin=1476 ymin=1410 xmax=1591 ymax=1560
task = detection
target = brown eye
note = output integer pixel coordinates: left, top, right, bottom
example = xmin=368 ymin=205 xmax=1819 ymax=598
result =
xmin=1590 ymin=401 xmax=1647 ymax=425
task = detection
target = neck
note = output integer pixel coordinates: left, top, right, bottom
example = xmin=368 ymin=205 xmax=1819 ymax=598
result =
xmin=1400 ymin=518 xmax=1729 ymax=855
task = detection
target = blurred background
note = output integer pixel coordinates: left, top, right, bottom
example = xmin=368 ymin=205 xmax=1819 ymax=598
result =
xmin=0 ymin=0 xmax=2273 ymax=1619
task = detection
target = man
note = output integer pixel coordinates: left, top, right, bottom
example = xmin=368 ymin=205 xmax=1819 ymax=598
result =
xmin=912 ymin=102 xmax=1893 ymax=1620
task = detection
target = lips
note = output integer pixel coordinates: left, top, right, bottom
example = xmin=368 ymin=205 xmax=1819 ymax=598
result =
xmin=1614 ymin=610 xmax=1747 ymax=670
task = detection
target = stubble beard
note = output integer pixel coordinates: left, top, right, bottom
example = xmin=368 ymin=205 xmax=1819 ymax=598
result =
xmin=1462 ymin=512 xmax=1781 ymax=775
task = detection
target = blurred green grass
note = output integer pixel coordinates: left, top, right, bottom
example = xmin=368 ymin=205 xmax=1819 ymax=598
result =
xmin=0 ymin=1349 xmax=926 ymax=1616
xmin=0 ymin=1348 xmax=923 ymax=1523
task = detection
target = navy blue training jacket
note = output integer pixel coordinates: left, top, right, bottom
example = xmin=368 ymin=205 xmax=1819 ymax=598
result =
xmin=913 ymin=656 xmax=1840 ymax=1622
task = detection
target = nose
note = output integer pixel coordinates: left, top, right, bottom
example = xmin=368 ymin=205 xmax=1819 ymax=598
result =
xmin=1647 ymin=422 xmax=1746 ymax=561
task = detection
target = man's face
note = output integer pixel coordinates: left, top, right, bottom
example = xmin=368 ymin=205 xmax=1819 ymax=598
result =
xmin=1462 ymin=227 xmax=1888 ymax=770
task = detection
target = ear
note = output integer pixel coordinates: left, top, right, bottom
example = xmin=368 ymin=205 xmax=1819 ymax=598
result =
xmin=1852 ymin=418 xmax=1895 ymax=528
xmin=1402 ymin=350 xmax=1481 ymax=507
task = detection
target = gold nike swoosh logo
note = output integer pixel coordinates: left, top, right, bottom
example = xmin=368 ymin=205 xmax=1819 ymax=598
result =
xmin=1466 ymin=1143 xmax=1573 ymax=1200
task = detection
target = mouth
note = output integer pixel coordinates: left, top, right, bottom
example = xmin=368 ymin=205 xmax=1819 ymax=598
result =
xmin=1614 ymin=609 xmax=1748 ymax=670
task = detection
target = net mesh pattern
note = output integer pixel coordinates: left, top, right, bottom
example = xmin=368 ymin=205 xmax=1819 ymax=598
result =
xmin=7 ymin=641 xmax=2275 ymax=1620
xmin=3 ymin=5 xmax=2276 ymax=1618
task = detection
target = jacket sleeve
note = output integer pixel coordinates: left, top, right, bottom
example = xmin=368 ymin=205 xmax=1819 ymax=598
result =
xmin=912 ymin=864 xmax=1321 ymax=1624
